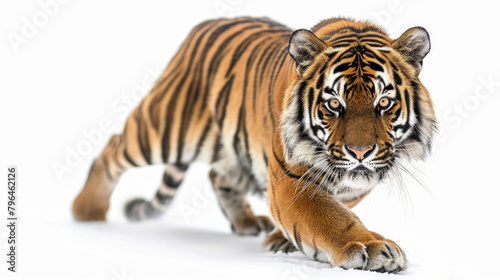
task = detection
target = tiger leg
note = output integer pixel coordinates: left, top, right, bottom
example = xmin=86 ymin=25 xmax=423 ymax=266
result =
xmin=72 ymin=134 xmax=138 ymax=221
xmin=262 ymin=196 xmax=367 ymax=254
xmin=125 ymin=163 xmax=188 ymax=221
xmin=72 ymin=99 xmax=172 ymax=221
xmin=267 ymin=164 xmax=406 ymax=272
xmin=209 ymin=169 xmax=274 ymax=236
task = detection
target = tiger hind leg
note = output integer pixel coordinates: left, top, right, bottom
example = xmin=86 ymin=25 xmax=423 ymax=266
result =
xmin=208 ymin=169 xmax=274 ymax=236
xmin=125 ymin=163 xmax=188 ymax=221
xmin=72 ymin=134 xmax=138 ymax=221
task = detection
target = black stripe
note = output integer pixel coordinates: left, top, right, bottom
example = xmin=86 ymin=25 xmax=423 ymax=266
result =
xmin=368 ymin=61 xmax=384 ymax=72
xmin=389 ymin=61 xmax=399 ymax=72
xmin=333 ymin=62 xmax=350 ymax=73
xmin=155 ymin=189 xmax=173 ymax=204
xmin=366 ymin=48 xmax=388 ymax=65
xmin=331 ymin=32 xmax=361 ymax=42
xmin=403 ymin=89 xmax=412 ymax=135
xmin=332 ymin=38 xmax=358 ymax=45
xmin=407 ymin=82 xmax=423 ymax=143
xmin=296 ymin=81 xmax=308 ymax=124
xmin=263 ymin=150 xmax=269 ymax=167
xmin=191 ymin=118 xmax=213 ymax=162
xmin=136 ymin=106 xmax=152 ymax=165
xmin=312 ymin=240 xmax=319 ymax=261
xmin=271 ymin=147 xmax=302 ymax=179
xmin=393 ymin=107 xmax=402 ymax=121
xmin=293 ymin=225 xmax=304 ymax=252
xmin=411 ymin=82 xmax=422 ymax=125
xmin=215 ymin=76 xmax=235 ymax=127
xmin=308 ymin=87 xmax=316 ymax=134
xmin=373 ymin=151 xmax=391 ymax=161
xmin=162 ymin=170 xmax=183 ymax=189
xmin=315 ymin=74 xmax=324 ymax=89
xmin=113 ymin=136 xmax=126 ymax=171
xmin=123 ymin=147 xmax=138 ymax=167
xmin=360 ymin=38 xmax=388 ymax=45
xmin=393 ymin=71 xmax=402 ymax=86
xmin=211 ymin=133 xmax=223 ymax=163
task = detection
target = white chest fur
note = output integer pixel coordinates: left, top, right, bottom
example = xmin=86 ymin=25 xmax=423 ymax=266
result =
xmin=329 ymin=175 xmax=379 ymax=203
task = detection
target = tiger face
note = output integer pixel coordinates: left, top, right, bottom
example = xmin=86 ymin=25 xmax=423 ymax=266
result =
xmin=281 ymin=23 xmax=437 ymax=196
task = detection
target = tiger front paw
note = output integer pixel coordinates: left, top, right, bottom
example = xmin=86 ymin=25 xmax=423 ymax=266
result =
xmin=264 ymin=229 xmax=297 ymax=253
xmin=336 ymin=239 xmax=406 ymax=273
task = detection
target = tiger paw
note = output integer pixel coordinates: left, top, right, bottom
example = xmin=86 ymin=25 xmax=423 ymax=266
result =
xmin=336 ymin=240 xmax=406 ymax=273
xmin=231 ymin=215 xmax=275 ymax=236
xmin=72 ymin=196 xmax=109 ymax=221
xmin=264 ymin=229 xmax=297 ymax=253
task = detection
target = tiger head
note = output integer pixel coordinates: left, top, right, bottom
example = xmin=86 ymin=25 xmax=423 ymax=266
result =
xmin=281 ymin=20 xmax=437 ymax=195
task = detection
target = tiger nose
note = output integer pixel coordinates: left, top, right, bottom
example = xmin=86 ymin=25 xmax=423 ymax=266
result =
xmin=346 ymin=145 xmax=374 ymax=160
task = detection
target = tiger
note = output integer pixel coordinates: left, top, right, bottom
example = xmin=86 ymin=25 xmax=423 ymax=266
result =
xmin=72 ymin=16 xmax=436 ymax=273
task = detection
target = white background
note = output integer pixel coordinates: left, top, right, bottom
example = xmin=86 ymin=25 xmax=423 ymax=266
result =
xmin=1 ymin=1 xmax=500 ymax=279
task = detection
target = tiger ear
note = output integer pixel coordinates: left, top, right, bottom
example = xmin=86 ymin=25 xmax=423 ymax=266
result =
xmin=392 ymin=27 xmax=431 ymax=75
xmin=289 ymin=29 xmax=326 ymax=77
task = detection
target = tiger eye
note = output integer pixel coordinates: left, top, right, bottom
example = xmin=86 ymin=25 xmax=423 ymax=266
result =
xmin=378 ymin=97 xmax=390 ymax=109
xmin=329 ymin=99 xmax=341 ymax=110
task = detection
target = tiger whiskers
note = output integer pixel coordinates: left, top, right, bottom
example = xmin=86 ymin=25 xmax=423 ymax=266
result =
xmin=394 ymin=141 xmax=427 ymax=148
xmin=276 ymin=163 xmax=308 ymax=182
xmin=310 ymin=163 xmax=338 ymax=199
xmin=302 ymin=162 xmax=332 ymax=199
xmin=291 ymin=162 xmax=319 ymax=197
xmin=280 ymin=159 xmax=337 ymax=215
xmin=396 ymin=160 xmax=433 ymax=196
xmin=292 ymin=159 xmax=329 ymax=199
xmin=277 ymin=150 xmax=327 ymax=186
xmin=393 ymin=141 xmax=428 ymax=153
xmin=390 ymin=164 xmax=414 ymax=216
xmin=288 ymin=152 xmax=332 ymax=194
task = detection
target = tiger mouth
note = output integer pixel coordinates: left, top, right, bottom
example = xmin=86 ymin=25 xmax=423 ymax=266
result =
xmin=352 ymin=164 xmax=370 ymax=173
xmin=345 ymin=162 xmax=393 ymax=180
xmin=348 ymin=164 xmax=374 ymax=178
